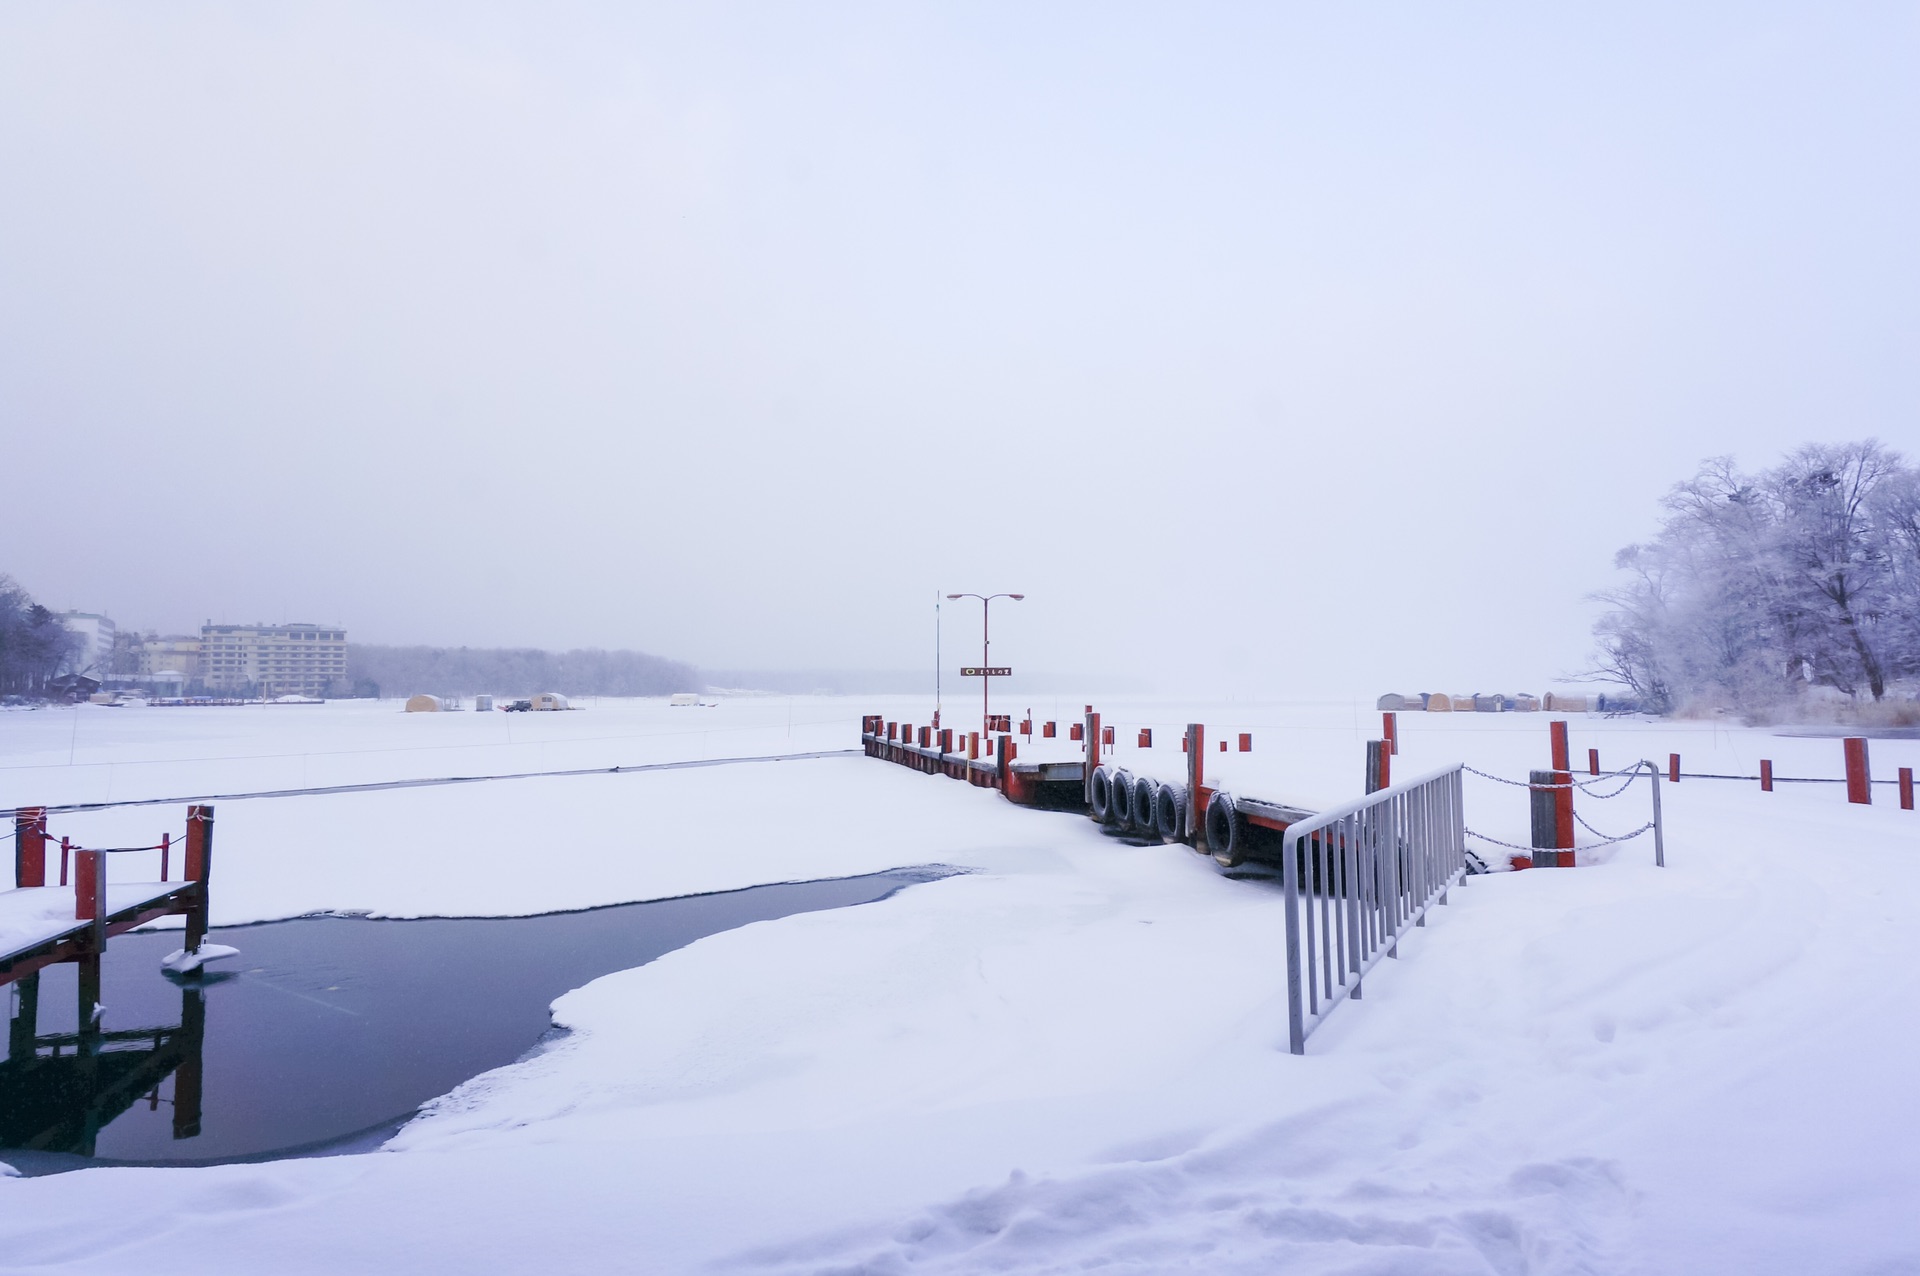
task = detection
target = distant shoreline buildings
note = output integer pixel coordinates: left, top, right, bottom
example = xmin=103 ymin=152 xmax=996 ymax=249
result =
xmin=60 ymin=615 xmax=351 ymax=699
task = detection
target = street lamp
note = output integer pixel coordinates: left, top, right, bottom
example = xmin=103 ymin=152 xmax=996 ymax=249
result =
xmin=946 ymin=592 xmax=1024 ymax=738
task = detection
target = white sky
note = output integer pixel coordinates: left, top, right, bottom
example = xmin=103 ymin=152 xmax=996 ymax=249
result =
xmin=4 ymin=3 xmax=1916 ymax=696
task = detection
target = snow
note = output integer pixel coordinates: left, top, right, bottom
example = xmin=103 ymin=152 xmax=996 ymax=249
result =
xmin=3 ymin=697 xmax=1920 ymax=1272
xmin=0 ymin=881 xmax=182 ymax=962
xmin=159 ymin=943 xmax=240 ymax=974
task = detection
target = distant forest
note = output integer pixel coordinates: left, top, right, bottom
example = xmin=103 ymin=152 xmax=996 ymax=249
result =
xmin=0 ymin=574 xmax=81 ymax=696
xmin=349 ymin=645 xmax=698 ymax=699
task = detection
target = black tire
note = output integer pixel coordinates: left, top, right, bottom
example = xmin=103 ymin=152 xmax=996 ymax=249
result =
xmin=1131 ymin=773 xmax=1158 ymax=830
xmin=1206 ymin=791 xmax=1242 ymax=867
xmin=1110 ymin=770 xmax=1135 ymax=828
xmin=1155 ymin=783 xmax=1187 ymax=841
xmin=1089 ymin=766 xmax=1114 ymax=821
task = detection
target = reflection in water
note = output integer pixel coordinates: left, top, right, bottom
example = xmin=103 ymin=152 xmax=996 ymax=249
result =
xmin=1 ymin=867 xmax=951 ymax=1173
xmin=3 ymin=971 xmax=207 ymax=1156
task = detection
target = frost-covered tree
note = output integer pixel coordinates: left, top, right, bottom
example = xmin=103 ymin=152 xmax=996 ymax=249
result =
xmin=1592 ymin=442 xmax=1920 ymax=713
xmin=0 ymin=575 xmax=82 ymax=696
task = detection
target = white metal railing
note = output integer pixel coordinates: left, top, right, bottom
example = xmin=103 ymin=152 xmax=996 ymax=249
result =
xmin=1282 ymin=764 xmax=1467 ymax=1054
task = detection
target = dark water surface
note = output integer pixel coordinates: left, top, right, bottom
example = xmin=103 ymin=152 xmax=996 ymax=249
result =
xmin=2 ymin=867 xmax=951 ymax=1174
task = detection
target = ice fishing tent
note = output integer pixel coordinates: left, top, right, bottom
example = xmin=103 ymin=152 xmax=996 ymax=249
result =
xmin=1376 ymin=693 xmax=1417 ymax=711
xmin=1543 ymin=692 xmax=1588 ymax=712
xmin=1426 ymin=694 xmax=1452 ymax=712
xmin=405 ymin=694 xmax=443 ymax=713
xmin=530 ymin=692 xmax=570 ymax=711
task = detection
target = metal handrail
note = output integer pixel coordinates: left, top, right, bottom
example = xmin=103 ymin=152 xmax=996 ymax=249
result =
xmin=1281 ymin=764 xmax=1466 ymax=1055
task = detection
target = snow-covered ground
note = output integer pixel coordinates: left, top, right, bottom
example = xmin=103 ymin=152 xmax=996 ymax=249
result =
xmin=4 ymin=697 xmax=1919 ymax=1273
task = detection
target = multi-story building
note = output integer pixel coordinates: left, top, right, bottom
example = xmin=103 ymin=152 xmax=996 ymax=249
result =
xmin=199 ymin=623 xmax=347 ymax=697
xmin=56 ymin=611 xmax=117 ymax=677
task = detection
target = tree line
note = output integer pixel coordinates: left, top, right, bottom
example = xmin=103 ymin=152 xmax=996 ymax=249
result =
xmin=1592 ymin=441 xmax=1920 ymax=715
xmin=0 ymin=575 xmax=81 ymax=697
xmin=347 ymin=644 xmax=698 ymax=699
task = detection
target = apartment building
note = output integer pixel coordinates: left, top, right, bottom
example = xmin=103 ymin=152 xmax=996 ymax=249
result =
xmin=56 ymin=611 xmax=118 ymax=677
xmin=200 ymin=623 xmax=347 ymax=696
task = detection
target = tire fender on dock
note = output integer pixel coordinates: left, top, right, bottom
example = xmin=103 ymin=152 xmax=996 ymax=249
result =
xmin=1154 ymin=782 xmax=1187 ymax=841
xmin=1110 ymin=770 xmax=1135 ymax=829
xmin=1206 ymin=791 xmax=1243 ymax=867
xmin=1089 ymin=765 xmax=1116 ymax=822
xmin=1131 ymin=773 xmax=1158 ymax=831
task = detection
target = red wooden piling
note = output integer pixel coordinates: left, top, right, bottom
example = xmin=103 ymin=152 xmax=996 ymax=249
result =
xmin=1138 ymin=728 xmax=1153 ymax=748
xmin=13 ymin=806 xmax=47 ymax=889
xmin=161 ymin=832 xmax=171 ymax=881
xmin=74 ymin=847 xmax=102 ymax=921
xmin=1549 ymin=720 xmax=1570 ymax=772
xmin=1103 ymin=726 xmax=1114 ymax=747
xmin=1002 ymin=738 xmax=1016 ymax=761
xmin=1238 ymin=733 xmax=1251 ymax=752
xmin=185 ymin=805 xmax=214 ymax=951
xmin=1219 ymin=740 xmax=1226 ymax=752
xmin=1668 ymin=753 xmax=1680 ymax=783
xmin=1901 ymin=767 xmax=1914 ymax=811
xmin=1844 ymin=737 xmax=1871 ymax=805
xmin=1760 ymin=759 xmax=1773 ymax=792
xmin=1020 ymin=718 xmax=1032 ymax=738
xmin=60 ymin=836 xmax=70 ymax=887
xmin=1382 ymin=712 xmax=1399 ymax=756
xmin=1187 ymin=724 xmax=1205 ymax=844
xmin=985 ymin=736 xmax=993 ymax=756
xmin=1554 ymin=770 xmax=1573 ymax=853
xmin=1069 ymin=722 xmax=1083 ymax=741
xmin=1588 ymin=747 xmax=1600 ymax=776
xmin=1043 ymin=721 xmax=1056 ymax=738
xmin=886 ymin=721 xmax=897 ymax=742
xmin=969 ymin=731 xmax=980 ymax=760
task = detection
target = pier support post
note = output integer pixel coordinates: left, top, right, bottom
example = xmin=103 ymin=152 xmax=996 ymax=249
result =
xmin=1186 ymin=723 xmax=1204 ymax=845
xmin=13 ymin=807 xmax=46 ymax=889
xmin=1901 ymin=767 xmax=1914 ymax=811
xmin=1844 ymin=737 xmax=1871 ymax=805
xmin=184 ymin=805 xmax=215 ymax=952
xmin=1365 ymin=740 xmax=1391 ymax=793
xmin=1083 ymin=711 xmax=1102 ymax=806
xmin=7 ymin=970 xmax=37 ymax=1059
xmin=1761 ymin=759 xmax=1773 ymax=792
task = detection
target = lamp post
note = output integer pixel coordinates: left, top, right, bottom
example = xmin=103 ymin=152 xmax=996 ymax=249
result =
xmin=946 ymin=592 xmax=1024 ymax=738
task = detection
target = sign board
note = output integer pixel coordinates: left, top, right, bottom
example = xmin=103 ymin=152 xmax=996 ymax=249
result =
xmin=960 ymin=666 xmax=1012 ymax=677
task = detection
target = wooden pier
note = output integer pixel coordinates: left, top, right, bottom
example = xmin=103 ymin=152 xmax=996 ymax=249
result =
xmin=4 ymin=806 xmax=215 ymax=1035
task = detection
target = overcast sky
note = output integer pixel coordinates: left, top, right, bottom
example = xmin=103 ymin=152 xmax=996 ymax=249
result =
xmin=4 ymin=3 xmax=1916 ymax=696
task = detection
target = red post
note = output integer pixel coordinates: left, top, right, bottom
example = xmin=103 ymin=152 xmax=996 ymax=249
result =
xmin=161 ymin=832 xmax=171 ymax=881
xmin=1588 ymin=747 xmax=1600 ymax=776
xmin=1901 ymin=767 xmax=1914 ymax=811
xmin=1069 ymin=722 xmax=1083 ymax=741
xmin=184 ymin=804 xmax=214 ymax=950
xmin=985 ymin=737 xmax=993 ymax=755
xmin=60 ymin=836 xmax=70 ymax=887
xmin=1554 ymin=770 xmax=1573 ymax=852
xmin=1238 ymin=733 xmax=1251 ymax=752
xmin=1187 ymin=722 xmax=1207 ymax=845
xmin=1002 ymin=737 xmax=1016 ymax=761
xmin=1020 ymin=718 xmax=1032 ymax=738
xmin=1668 ymin=753 xmax=1681 ymax=783
xmin=1844 ymin=737 xmax=1871 ymax=805
xmin=1760 ymin=759 xmax=1773 ymax=792
xmin=13 ymin=806 xmax=47 ymax=889
xmin=74 ymin=846 xmax=103 ymax=921
xmin=1549 ymin=720 xmax=1570 ymax=772
xmin=1138 ymin=728 xmax=1153 ymax=748
xmin=1219 ymin=740 xmax=1227 ymax=752
xmin=886 ymin=721 xmax=897 ymax=742
xmin=1382 ymin=712 xmax=1398 ymax=756
xmin=1043 ymin=721 xmax=1056 ymax=739
xmin=969 ymin=731 xmax=980 ymax=760
xmin=1103 ymin=726 xmax=1114 ymax=747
